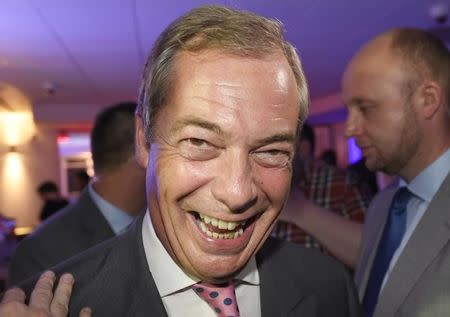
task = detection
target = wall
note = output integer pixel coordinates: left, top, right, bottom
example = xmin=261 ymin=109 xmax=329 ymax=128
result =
xmin=308 ymin=93 xmax=350 ymax=167
xmin=312 ymin=122 xmax=349 ymax=168
xmin=0 ymin=124 xmax=60 ymax=227
xmin=0 ymin=102 xmax=104 ymax=227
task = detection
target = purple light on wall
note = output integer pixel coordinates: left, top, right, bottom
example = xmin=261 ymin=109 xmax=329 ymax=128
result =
xmin=347 ymin=137 xmax=362 ymax=164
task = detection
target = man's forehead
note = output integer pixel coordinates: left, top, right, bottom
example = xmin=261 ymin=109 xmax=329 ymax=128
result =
xmin=347 ymin=34 xmax=397 ymax=72
xmin=343 ymin=45 xmax=405 ymax=90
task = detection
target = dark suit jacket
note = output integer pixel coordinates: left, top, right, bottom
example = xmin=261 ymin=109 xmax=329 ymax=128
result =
xmin=8 ymin=189 xmax=115 ymax=285
xmin=20 ymin=212 xmax=362 ymax=317
xmin=355 ymin=171 xmax=450 ymax=316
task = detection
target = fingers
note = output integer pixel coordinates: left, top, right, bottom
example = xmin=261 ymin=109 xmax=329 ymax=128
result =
xmin=1 ymin=287 xmax=25 ymax=304
xmin=2 ymin=271 xmax=83 ymax=317
xmin=29 ymin=270 xmax=55 ymax=312
xmin=50 ymin=273 xmax=74 ymax=317
xmin=79 ymin=307 xmax=92 ymax=317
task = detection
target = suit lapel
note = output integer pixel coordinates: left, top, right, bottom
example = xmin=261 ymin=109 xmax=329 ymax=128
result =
xmin=117 ymin=212 xmax=168 ymax=316
xmin=257 ymin=238 xmax=312 ymax=316
xmin=375 ymin=172 xmax=450 ymax=317
xmin=358 ymin=187 xmax=397 ymax=299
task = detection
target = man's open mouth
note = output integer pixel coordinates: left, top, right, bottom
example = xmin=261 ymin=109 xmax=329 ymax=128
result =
xmin=193 ymin=212 xmax=251 ymax=239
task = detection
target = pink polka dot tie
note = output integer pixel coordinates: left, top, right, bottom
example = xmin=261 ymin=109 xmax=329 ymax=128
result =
xmin=192 ymin=281 xmax=240 ymax=317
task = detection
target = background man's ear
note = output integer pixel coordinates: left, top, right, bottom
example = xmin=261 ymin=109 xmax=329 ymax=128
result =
xmin=420 ymin=81 xmax=443 ymax=119
xmin=134 ymin=115 xmax=150 ymax=168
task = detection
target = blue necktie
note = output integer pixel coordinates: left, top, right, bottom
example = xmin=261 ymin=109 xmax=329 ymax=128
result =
xmin=363 ymin=187 xmax=413 ymax=317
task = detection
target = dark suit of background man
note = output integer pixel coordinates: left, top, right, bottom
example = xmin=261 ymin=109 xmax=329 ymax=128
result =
xmin=1 ymin=6 xmax=361 ymax=316
xmin=8 ymin=102 xmax=147 ymax=285
xmin=343 ymin=28 xmax=450 ymax=317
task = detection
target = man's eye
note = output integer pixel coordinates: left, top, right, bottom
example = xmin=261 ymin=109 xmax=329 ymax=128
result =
xmin=186 ymin=138 xmax=209 ymax=148
xmin=359 ymin=105 xmax=374 ymax=116
xmin=253 ymin=150 xmax=291 ymax=168
xmin=179 ymin=138 xmax=218 ymax=161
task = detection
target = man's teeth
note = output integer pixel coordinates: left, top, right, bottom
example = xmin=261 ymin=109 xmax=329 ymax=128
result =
xmin=199 ymin=214 xmax=244 ymax=230
xmin=198 ymin=214 xmax=245 ymax=239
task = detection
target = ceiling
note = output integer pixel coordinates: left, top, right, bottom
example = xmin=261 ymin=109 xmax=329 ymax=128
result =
xmin=0 ymin=0 xmax=448 ymax=126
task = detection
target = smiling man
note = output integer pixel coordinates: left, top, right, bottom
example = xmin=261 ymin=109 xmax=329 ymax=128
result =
xmin=3 ymin=6 xmax=360 ymax=317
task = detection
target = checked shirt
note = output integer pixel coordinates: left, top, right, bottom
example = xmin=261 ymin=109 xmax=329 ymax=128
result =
xmin=271 ymin=162 xmax=369 ymax=250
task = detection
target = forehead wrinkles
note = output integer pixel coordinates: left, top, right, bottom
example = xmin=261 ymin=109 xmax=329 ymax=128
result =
xmin=194 ymin=81 xmax=294 ymax=121
xmin=166 ymin=50 xmax=298 ymax=133
xmin=191 ymin=64 xmax=295 ymax=106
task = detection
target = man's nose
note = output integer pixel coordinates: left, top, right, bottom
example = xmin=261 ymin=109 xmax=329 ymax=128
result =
xmin=344 ymin=109 xmax=360 ymax=138
xmin=211 ymin=151 xmax=258 ymax=213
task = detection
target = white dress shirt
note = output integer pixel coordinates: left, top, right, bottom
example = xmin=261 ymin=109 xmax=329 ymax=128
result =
xmin=382 ymin=147 xmax=450 ymax=290
xmin=88 ymin=183 xmax=134 ymax=234
xmin=142 ymin=211 xmax=262 ymax=316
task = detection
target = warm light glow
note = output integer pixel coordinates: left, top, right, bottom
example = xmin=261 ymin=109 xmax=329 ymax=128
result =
xmin=86 ymin=158 xmax=94 ymax=177
xmin=0 ymin=112 xmax=36 ymax=146
xmin=14 ymin=226 xmax=34 ymax=236
xmin=1 ymin=151 xmax=33 ymax=224
xmin=4 ymin=151 xmax=24 ymax=179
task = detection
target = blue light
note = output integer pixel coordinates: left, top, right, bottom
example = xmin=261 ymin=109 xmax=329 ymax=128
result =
xmin=347 ymin=137 xmax=362 ymax=164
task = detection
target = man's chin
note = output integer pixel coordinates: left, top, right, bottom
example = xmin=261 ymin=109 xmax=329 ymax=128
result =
xmin=363 ymin=156 xmax=379 ymax=171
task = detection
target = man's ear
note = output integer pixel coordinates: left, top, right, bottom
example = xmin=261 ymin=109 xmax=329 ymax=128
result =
xmin=419 ymin=80 xmax=443 ymax=119
xmin=135 ymin=115 xmax=150 ymax=168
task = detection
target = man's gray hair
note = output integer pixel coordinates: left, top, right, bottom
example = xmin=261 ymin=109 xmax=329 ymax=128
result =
xmin=136 ymin=5 xmax=309 ymax=141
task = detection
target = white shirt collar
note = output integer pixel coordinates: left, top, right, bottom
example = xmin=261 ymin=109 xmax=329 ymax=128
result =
xmin=400 ymin=147 xmax=450 ymax=202
xmin=88 ymin=183 xmax=134 ymax=234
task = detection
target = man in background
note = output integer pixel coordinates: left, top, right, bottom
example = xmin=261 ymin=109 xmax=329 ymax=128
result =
xmin=344 ymin=28 xmax=450 ymax=316
xmin=36 ymin=181 xmax=69 ymax=221
xmin=8 ymin=102 xmax=147 ymax=285
xmin=272 ymin=123 xmax=368 ymax=268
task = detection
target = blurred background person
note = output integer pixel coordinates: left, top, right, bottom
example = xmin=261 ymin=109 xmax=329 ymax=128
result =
xmin=8 ymin=102 xmax=147 ymax=285
xmin=347 ymin=157 xmax=379 ymax=200
xmin=36 ymin=181 xmax=69 ymax=222
xmin=318 ymin=148 xmax=337 ymax=167
xmin=272 ymin=123 xmax=369 ymax=269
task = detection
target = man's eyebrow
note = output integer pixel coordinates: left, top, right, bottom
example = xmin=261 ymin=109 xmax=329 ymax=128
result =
xmin=254 ymin=133 xmax=296 ymax=147
xmin=172 ymin=117 xmax=224 ymax=136
xmin=346 ymin=97 xmax=374 ymax=107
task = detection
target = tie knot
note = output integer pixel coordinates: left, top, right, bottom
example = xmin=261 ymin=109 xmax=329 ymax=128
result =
xmin=391 ymin=187 xmax=414 ymax=214
xmin=193 ymin=281 xmax=240 ymax=317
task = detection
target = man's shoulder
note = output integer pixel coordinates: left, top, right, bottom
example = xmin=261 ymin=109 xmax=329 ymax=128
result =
xmin=17 ymin=234 xmax=122 ymax=303
xmin=258 ymin=238 xmax=360 ymax=315
xmin=21 ymin=222 xmax=150 ymax=315
xmin=259 ymin=237 xmax=350 ymax=278
xmin=20 ymin=197 xmax=92 ymax=246
xmin=20 ymin=227 xmax=132 ymax=290
xmin=8 ymin=194 xmax=105 ymax=285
